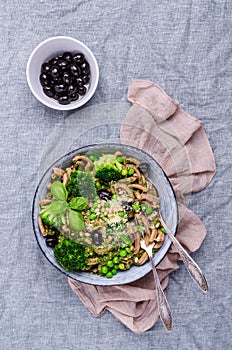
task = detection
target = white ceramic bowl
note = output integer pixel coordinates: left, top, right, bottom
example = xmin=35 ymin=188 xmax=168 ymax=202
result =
xmin=26 ymin=36 xmax=99 ymax=110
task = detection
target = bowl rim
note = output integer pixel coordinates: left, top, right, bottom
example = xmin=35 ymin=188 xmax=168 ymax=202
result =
xmin=26 ymin=36 xmax=99 ymax=110
xmin=32 ymin=142 xmax=178 ymax=285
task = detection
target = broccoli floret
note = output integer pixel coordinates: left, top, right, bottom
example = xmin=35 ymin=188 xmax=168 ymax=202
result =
xmin=40 ymin=200 xmax=67 ymax=227
xmin=54 ymin=237 xmax=88 ymax=272
xmin=67 ymin=170 xmax=97 ymax=200
xmin=94 ymin=154 xmax=123 ymax=184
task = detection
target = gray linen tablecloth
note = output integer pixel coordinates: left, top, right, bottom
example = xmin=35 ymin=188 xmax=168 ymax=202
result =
xmin=0 ymin=1 xmax=231 ymax=349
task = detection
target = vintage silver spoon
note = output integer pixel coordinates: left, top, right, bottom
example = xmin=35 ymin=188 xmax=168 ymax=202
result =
xmin=159 ymin=214 xmax=208 ymax=293
xmin=140 ymin=238 xmax=172 ymax=331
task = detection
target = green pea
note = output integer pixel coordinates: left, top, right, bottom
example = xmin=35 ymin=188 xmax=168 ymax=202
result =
xmin=138 ymin=224 xmax=144 ymax=232
xmin=141 ymin=203 xmax=147 ymax=211
xmin=101 ymin=185 xmax=106 ymax=189
xmin=113 ymin=256 xmax=119 ymax=264
xmin=99 ymin=212 xmax=104 ymax=218
xmin=119 ymin=263 xmax=125 ymax=270
xmin=105 ymin=202 xmax=110 ymax=208
xmin=89 ymin=155 xmax=96 ymax=161
xmin=161 ymin=227 xmax=166 ymax=233
xmin=101 ymin=266 xmax=108 ymax=274
xmin=119 ymin=249 xmax=127 ymax=257
xmin=106 ymin=271 xmax=113 ymax=278
xmin=118 ymin=211 xmax=125 ymax=217
xmin=145 ymin=207 xmax=153 ymax=215
xmin=114 ymin=264 xmax=119 ymax=270
xmin=126 ymin=247 xmax=131 ymax=253
xmin=132 ymin=203 xmax=140 ymax=211
xmin=90 ymin=213 xmax=97 ymax=220
xmin=117 ymin=157 xmax=123 ymax=163
xmin=107 ymin=260 xmax=114 ymax=268
xmin=90 ymin=208 xmax=95 ymax=213
xmin=95 ymin=181 xmax=101 ymax=189
xmin=111 ymin=269 xmax=117 ymax=275
xmin=112 ymin=194 xmax=117 ymax=200
xmin=121 ymin=169 xmax=127 ymax=176
xmin=128 ymin=168 xmax=135 ymax=175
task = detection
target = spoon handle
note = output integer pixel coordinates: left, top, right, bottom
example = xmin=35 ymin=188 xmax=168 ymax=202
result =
xmin=149 ymin=255 xmax=172 ymax=331
xmin=160 ymin=216 xmax=208 ymax=293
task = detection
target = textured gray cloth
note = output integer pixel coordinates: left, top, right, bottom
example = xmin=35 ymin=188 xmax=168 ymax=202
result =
xmin=0 ymin=1 xmax=231 ymax=349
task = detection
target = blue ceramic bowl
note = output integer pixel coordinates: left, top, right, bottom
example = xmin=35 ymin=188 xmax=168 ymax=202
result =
xmin=32 ymin=143 xmax=178 ymax=285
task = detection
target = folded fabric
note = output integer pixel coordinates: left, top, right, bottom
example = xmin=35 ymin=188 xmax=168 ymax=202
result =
xmin=69 ymin=80 xmax=216 ymax=333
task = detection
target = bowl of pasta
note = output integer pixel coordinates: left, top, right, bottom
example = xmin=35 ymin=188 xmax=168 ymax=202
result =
xmin=32 ymin=143 xmax=178 ymax=285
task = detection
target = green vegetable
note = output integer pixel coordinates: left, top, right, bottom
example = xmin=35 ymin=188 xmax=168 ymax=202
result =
xmin=116 ymin=156 xmax=123 ymax=163
xmin=101 ymin=266 xmax=108 ymax=274
xmin=128 ymin=168 xmax=135 ymax=175
xmin=40 ymin=181 xmax=86 ymax=231
xmin=90 ymin=213 xmax=97 ymax=220
xmin=113 ymin=256 xmax=119 ymax=264
xmin=161 ymin=227 xmax=166 ymax=233
xmin=54 ymin=237 xmax=88 ymax=272
xmin=118 ymin=211 xmax=125 ymax=217
xmin=121 ymin=169 xmax=127 ymax=176
xmin=105 ymin=202 xmax=110 ymax=208
xmin=132 ymin=203 xmax=140 ymax=211
xmin=67 ymin=170 xmax=97 ymax=200
xmin=119 ymin=263 xmax=125 ymax=270
xmin=106 ymin=271 xmax=113 ymax=278
xmin=119 ymin=233 xmax=132 ymax=246
xmin=94 ymin=154 xmax=123 ymax=184
xmin=68 ymin=197 xmax=88 ymax=211
xmin=40 ymin=200 xmax=67 ymax=227
xmin=145 ymin=207 xmax=153 ymax=215
xmin=68 ymin=209 xmax=85 ymax=231
xmin=107 ymin=260 xmax=114 ymax=268
xmin=119 ymin=249 xmax=127 ymax=257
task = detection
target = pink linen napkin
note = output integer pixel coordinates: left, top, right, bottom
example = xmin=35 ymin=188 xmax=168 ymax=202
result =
xmin=68 ymin=80 xmax=216 ymax=333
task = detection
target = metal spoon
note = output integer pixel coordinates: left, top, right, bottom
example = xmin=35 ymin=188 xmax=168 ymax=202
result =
xmin=140 ymin=238 xmax=173 ymax=331
xmin=159 ymin=214 xmax=208 ymax=293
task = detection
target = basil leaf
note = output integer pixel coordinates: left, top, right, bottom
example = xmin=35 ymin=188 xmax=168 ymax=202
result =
xmin=69 ymin=209 xmax=85 ymax=231
xmin=68 ymin=197 xmax=88 ymax=211
xmin=51 ymin=181 xmax=68 ymax=201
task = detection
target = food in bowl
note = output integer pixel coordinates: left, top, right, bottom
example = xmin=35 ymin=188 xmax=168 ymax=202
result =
xmin=40 ymin=51 xmax=90 ymax=105
xmin=37 ymin=150 xmax=168 ymax=279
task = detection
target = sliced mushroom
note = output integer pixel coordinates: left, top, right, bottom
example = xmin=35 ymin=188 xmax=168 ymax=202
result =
xmin=130 ymin=184 xmax=148 ymax=192
xmin=38 ymin=216 xmax=47 ymax=236
xmin=140 ymin=193 xmax=159 ymax=204
xmin=53 ymin=167 xmax=65 ymax=177
xmin=126 ymin=157 xmax=141 ymax=166
xmin=137 ymin=251 xmax=148 ymax=265
xmin=149 ymin=228 xmax=158 ymax=242
xmin=62 ymin=172 xmax=69 ymax=187
xmin=114 ymin=182 xmax=134 ymax=199
xmin=39 ymin=199 xmax=52 ymax=207
xmin=87 ymin=257 xmax=100 ymax=266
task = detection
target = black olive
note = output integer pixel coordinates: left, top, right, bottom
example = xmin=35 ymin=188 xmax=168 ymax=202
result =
xmin=82 ymin=74 xmax=90 ymax=84
xmin=80 ymin=60 xmax=90 ymax=75
xmin=69 ymin=63 xmax=81 ymax=77
xmin=43 ymin=86 xmax=54 ymax=97
xmin=58 ymin=94 xmax=70 ymax=105
xmin=54 ymin=83 xmax=67 ymax=93
xmin=49 ymin=57 xmax=58 ymax=66
xmin=56 ymin=58 xmax=68 ymax=70
xmin=73 ymin=52 xmax=85 ymax=64
xmin=75 ymin=77 xmax=84 ymax=86
xmin=138 ymin=163 xmax=150 ymax=175
xmin=39 ymin=73 xmax=50 ymax=87
xmin=41 ymin=63 xmax=50 ymax=73
xmin=122 ymin=202 xmax=135 ymax=220
xmin=67 ymin=84 xmax=77 ymax=94
xmin=62 ymin=52 xmax=73 ymax=62
xmin=91 ymin=230 xmax=103 ymax=246
xmin=45 ymin=237 xmax=58 ymax=248
xmin=69 ymin=92 xmax=79 ymax=101
xmin=78 ymin=85 xmax=86 ymax=96
xmin=97 ymin=189 xmax=112 ymax=201
xmin=62 ymin=72 xmax=71 ymax=84
xmin=50 ymin=65 xmax=59 ymax=78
